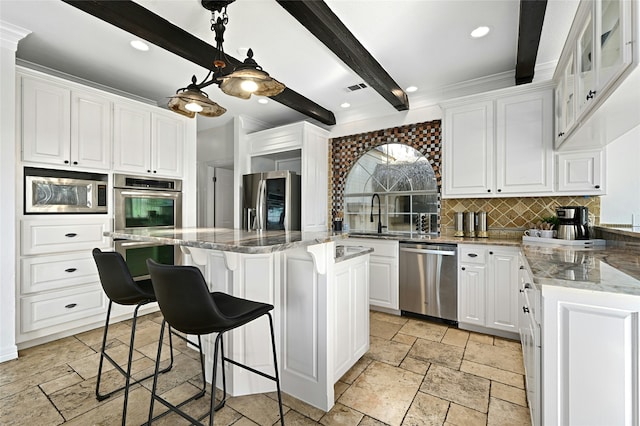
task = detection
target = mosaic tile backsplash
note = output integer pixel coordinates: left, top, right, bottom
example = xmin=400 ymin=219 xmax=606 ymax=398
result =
xmin=441 ymin=196 xmax=601 ymax=239
xmin=329 ymin=120 xmax=442 ymax=216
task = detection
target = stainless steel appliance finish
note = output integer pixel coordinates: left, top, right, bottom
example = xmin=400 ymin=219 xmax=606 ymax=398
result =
xmin=399 ymin=243 xmax=458 ymax=323
xmin=113 ymin=174 xmax=183 ymax=281
xmin=476 ymin=211 xmax=488 ymax=238
xmin=113 ymin=174 xmax=182 ymax=231
xmin=242 ymin=171 xmax=301 ymax=231
xmin=24 ymin=167 xmax=108 ymax=214
xmin=556 ymin=206 xmax=589 ymax=240
xmin=464 ymin=211 xmax=476 ymax=237
xmin=454 ymin=212 xmax=465 ymax=237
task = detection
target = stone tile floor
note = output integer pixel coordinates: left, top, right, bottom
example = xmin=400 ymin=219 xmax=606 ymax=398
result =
xmin=0 ymin=311 xmax=531 ymax=425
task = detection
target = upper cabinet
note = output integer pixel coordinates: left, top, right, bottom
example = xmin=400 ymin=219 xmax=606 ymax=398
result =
xmin=21 ymin=74 xmax=112 ymax=170
xmin=442 ymin=84 xmax=553 ymax=198
xmin=554 ymin=0 xmax=635 ymax=149
xmin=113 ymin=102 xmax=184 ymax=178
xmin=556 ymin=149 xmax=606 ymax=194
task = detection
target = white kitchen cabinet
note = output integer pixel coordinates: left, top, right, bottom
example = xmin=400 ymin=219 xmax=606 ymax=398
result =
xmin=113 ymin=103 xmax=184 ymax=177
xmin=21 ymin=74 xmax=112 ymax=170
xmin=542 ymin=285 xmax=640 ymax=426
xmin=246 ymin=122 xmax=329 ymax=232
xmin=458 ymin=244 xmax=520 ymax=337
xmin=556 ymin=149 xmax=605 ymax=194
xmin=554 ymin=0 xmax=634 ymax=149
xmin=341 ymin=238 xmax=399 ymax=311
xmin=333 ymin=253 xmax=369 ymax=381
xmin=442 ymin=83 xmax=554 ymax=198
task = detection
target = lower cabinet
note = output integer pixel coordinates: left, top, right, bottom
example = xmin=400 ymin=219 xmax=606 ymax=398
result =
xmin=458 ymin=244 xmax=520 ymax=336
xmin=541 ymin=286 xmax=640 ymax=426
xmin=18 ymin=217 xmax=112 ymax=345
xmin=341 ymin=238 xmax=399 ymax=311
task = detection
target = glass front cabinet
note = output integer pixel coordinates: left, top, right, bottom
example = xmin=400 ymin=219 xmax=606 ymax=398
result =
xmin=553 ymin=0 xmax=633 ymax=147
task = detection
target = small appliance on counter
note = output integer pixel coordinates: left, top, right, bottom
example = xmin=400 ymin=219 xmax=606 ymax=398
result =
xmin=556 ymin=206 xmax=589 ymax=240
xmin=464 ymin=211 xmax=476 ymax=238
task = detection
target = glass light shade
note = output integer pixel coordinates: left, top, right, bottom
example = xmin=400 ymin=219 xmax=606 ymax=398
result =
xmin=168 ymin=88 xmax=226 ymax=118
xmin=219 ymin=68 xmax=285 ymax=99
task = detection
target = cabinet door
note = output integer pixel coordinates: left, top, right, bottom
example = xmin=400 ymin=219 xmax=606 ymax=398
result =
xmin=151 ymin=113 xmax=184 ymax=177
xmin=554 ymin=53 xmax=576 ymax=146
xmin=576 ymin=9 xmax=595 ymax=116
xmin=71 ymin=90 xmax=112 ymax=170
xmin=486 ymin=249 xmax=519 ymax=332
xmin=113 ymin=103 xmax=151 ymax=174
xmin=443 ymin=101 xmax=494 ymax=197
xmin=595 ymin=0 xmax=633 ymax=99
xmin=21 ymin=77 xmax=71 ymax=165
xmin=458 ymin=264 xmax=486 ymax=326
xmin=496 ymin=90 xmax=553 ymax=195
xmin=301 ymin=126 xmax=329 ymax=232
xmin=369 ymin=256 xmax=398 ymax=310
xmin=556 ymin=150 xmax=605 ymax=193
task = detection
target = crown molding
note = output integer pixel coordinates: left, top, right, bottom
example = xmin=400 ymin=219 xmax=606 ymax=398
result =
xmin=0 ymin=21 xmax=31 ymax=51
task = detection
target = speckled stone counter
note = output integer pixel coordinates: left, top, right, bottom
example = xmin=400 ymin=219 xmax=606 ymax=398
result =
xmin=107 ymin=228 xmax=348 ymax=254
xmin=342 ymin=231 xmax=522 ymax=247
xmin=522 ymin=243 xmax=640 ymax=296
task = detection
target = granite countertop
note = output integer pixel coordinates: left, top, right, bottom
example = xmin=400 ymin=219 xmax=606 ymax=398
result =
xmin=335 ymin=245 xmax=374 ymax=263
xmin=343 ymin=231 xmax=521 ymax=247
xmin=522 ymin=243 xmax=640 ymax=296
xmin=107 ymin=228 xmax=347 ymax=254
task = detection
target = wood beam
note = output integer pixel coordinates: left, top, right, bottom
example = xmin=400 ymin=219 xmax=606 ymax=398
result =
xmin=60 ymin=0 xmax=336 ymax=125
xmin=277 ymin=0 xmax=409 ymax=112
xmin=516 ymin=0 xmax=548 ymax=85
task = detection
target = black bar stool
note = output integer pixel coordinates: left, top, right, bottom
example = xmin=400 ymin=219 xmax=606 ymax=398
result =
xmin=92 ymin=248 xmax=179 ymax=426
xmin=146 ymin=259 xmax=285 ymax=426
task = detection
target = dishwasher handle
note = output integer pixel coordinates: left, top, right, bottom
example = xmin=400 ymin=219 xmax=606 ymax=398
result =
xmin=399 ymin=247 xmax=456 ymax=256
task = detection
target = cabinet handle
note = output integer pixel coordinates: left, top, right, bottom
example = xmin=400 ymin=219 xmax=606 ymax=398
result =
xmin=64 ymin=160 xmax=70 ymax=164
xmin=461 ymin=267 xmax=466 ymax=271
xmin=489 ymin=251 xmax=494 ymax=255
xmin=586 ymin=90 xmax=596 ymax=100
xmin=519 ymin=289 xmax=524 ymax=293
xmin=65 ymin=268 xmax=77 ymax=273
xmin=467 ymin=253 xmax=478 ymax=258
xmin=65 ymin=303 xmax=77 ymax=309
xmin=487 ymin=189 xmax=491 ymax=193
xmin=519 ymin=265 xmax=524 ymax=270
xmin=64 ymin=233 xmax=77 ymax=238
xmin=522 ymin=306 xmax=530 ymax=313
xmin=524 ymin=283 xmax=532 ymax=289
xmin=497 ymin=189 xmax=502 ymax=193
xmin=73 ymin=161 xmax=78 ymax=165
xmin=595 ymin=185 xmax=600 ymax=189
xmin=153 ymin=170 xmax=157 ymax=173
xmin=558 ymin=132 xmax=565 ymax=137
xmin=147 ymin=170 xmax=151 ymax=173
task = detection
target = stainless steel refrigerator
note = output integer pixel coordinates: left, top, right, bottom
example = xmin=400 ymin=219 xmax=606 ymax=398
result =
xmin=242 ymin=171 xmax=301 ymax=231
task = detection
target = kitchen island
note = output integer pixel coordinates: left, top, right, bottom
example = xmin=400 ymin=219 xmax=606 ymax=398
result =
xmin=107 ymin=228 xmax=372 ymax=411
xmin=520 ymin=242 xmax=640 ymax=426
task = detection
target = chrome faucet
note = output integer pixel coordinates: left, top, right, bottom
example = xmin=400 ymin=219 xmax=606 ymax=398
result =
xmin=370 ymin=193 xmax=384 ymax=233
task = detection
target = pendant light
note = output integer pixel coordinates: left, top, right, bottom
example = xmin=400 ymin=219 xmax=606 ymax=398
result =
xmin=168 ymin=0 xmax=285 ymax=118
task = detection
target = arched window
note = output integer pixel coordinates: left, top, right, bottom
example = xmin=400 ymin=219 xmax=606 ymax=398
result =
xmin=343 ymin=143 xmax=439 ymax=234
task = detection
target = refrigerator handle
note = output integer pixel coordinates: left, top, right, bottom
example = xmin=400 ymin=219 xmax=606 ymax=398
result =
xmin=256 ymin=179 xmax=266 ymax=230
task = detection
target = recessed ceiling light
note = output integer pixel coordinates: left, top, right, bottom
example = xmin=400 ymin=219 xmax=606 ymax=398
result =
xmin=406 ymin=86 xmax=418 ymax=93
xmin=340 ymin=102 xmax=351 ymax=108
xmin=258 ymin=98 xmax=269 ymax=104
xmin=130 ymin=40 xmax=149 ymax=51
xmin=471 ymin=26 xmax=490 ymax=38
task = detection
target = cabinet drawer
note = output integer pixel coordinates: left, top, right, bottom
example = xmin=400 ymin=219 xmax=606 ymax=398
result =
xmin=459 ymin=246 xmax=486 ymax=264
xmin=21 ymin=252 xmax=99 ymax=294
xmin=21 ymin=218 xmax=111 ymax=255
xmin=20 ymin=285 xmax=106 ymax=333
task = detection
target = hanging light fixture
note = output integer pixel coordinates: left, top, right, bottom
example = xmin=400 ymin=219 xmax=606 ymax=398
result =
xmin=168 ymin=0 xmax=285 ymax=118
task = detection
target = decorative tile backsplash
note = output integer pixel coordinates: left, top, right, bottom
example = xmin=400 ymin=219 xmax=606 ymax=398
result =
xmin=441 ymin=196 xmax=601 ymax=239
xmin=329 ymin=120 xmax=442 ymax=216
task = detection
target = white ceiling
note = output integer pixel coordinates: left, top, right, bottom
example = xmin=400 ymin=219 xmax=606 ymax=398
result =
xmin=1 ymin=0 xmax=579 ymax=131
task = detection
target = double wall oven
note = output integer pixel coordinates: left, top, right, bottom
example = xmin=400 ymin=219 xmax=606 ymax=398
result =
xmin=113 ymin=174 xmax=182 ymax=281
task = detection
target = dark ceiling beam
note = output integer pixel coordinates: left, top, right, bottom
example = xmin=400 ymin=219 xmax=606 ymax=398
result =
xmin=515 ymin=0 xmax=548 ymax=85
xmin=277 ymin=0 xmax=409 ymax=112
xmin=60 ymin=0 xmax=336 ymax=125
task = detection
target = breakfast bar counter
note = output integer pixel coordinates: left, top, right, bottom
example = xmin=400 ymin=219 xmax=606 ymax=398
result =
xmin=106 ymin=228 xmax=371 ymax=412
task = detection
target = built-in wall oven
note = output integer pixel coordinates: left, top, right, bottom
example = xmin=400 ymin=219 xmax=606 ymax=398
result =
xmin=113 ymin=174 xmax=182 ymax=281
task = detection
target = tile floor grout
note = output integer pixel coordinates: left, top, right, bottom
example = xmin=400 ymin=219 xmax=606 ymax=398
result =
xmin=0 ymin=311 xmax=531 ymax=425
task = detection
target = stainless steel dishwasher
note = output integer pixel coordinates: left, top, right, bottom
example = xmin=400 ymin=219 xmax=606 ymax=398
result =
xmin=399 ymin=243 xmax=458 ymax=324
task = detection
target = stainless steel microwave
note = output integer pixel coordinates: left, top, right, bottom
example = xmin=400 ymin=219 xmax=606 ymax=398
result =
xmin=24 ymin=167 xmax=108 ymax=214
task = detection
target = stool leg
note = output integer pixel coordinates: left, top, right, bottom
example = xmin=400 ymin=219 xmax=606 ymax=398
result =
xmin=120 ymin=303 xmax=143 ymax=426
xmin=147 ymin=320 xmax=167 ymax=425
xmin=209 ymin=332 xmax=225 ymax=426
xmin=95 ymin=300 xmax=113 ymax=401
xmin=268 ymin=313 xmax=285 ymax=425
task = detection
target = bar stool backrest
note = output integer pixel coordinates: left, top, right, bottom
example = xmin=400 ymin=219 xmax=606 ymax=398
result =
xmin=146 ymin=260 xmax=236 ymax=335
xmin=92 ymin=248 xmax=155 ymax=305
